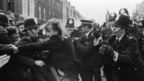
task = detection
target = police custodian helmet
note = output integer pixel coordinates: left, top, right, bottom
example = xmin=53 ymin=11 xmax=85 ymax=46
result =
xmin=0 ymin=14 xmax=9 ymax=26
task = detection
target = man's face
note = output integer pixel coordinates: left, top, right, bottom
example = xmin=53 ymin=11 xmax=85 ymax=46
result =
xmin=81 ymin=25 xmax=90 ymax=33
xmin=18 ymin=25 xmax=25 ymax=33
xmin=0 ymin=25 xmax=7 ymax=31
xmin=113 ymin=26 xmax=123 ymax=37
xmin=46 ymin=24 xmax=57 ymax=37
xmin=120 ymin=9 xmax=126 ymax=15
xmin=27 ymin=28 xmax=38 ymax=37
xmin=66 ymin=27 xmax=74 ymax=34
xmin=11 ymin=29 xmax=20 ymax=41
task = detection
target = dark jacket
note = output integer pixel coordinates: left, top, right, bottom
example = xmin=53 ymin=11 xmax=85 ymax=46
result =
xmin=17 ymin=35 xmax=57 ymax=81
xmin=0 ymin=26 xmax=14 ymax=55
xmin=0 ymin=26 xmax=24 ymax=81
xmin=109 ymin=33 xmax=144 ymax=81
xmin=138 ymin=32 xmax=144 ymax=59
xmin=17 ymin=35 xmax=40 ymax=67
xmin=74 ymin=32 xmax=102 ymax=69
xmin=19 ymin=35 xmax=78 ymax=69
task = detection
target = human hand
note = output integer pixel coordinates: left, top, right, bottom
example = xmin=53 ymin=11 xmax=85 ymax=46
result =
xmin=0 ymin=54 xmax=10 ymax=68
xmin=113 ymin=51 xmax=119 ymax=62
xmin=8 ymin=44 xmax=19 ymax=53
xmin=99 ymin=44 xmax=108 ymax=54
xmin=35 ymin=60 xmax=45 ymax=67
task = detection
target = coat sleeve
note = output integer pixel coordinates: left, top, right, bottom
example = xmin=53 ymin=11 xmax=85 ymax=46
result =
xmin=0 ymin=44 xmax=14 ymax=55
xmin=77 ymin=41 xmax=92 ymax=54
xmin=16 ymin=55 xmax=35 ymax=66
xmin=0 ymin=29 xmax=11 ymax=44
xmin=18 ymin=39 xmax=60 ymax=53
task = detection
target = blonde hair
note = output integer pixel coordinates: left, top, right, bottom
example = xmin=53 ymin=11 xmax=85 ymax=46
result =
xmin=40 ymin=18 xmax=70 ymax=38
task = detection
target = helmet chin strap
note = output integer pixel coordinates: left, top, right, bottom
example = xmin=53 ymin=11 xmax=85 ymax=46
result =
xmin=114 ymin=29 xmax=125 ymax=37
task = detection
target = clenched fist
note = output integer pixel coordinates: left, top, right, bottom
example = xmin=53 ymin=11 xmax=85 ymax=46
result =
xmin=99 ymin=44 xmax=109 ymax=54
xmin=35 ymin=60 xmax=45 ymax=67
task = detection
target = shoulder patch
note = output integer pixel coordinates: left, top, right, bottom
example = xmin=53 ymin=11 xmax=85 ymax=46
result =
xmin=128 ymin=36 xmax=136 ymax=40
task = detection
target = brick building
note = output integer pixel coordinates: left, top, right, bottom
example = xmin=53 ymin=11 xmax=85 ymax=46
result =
xmin=0 ymin=0 xmax=83 ymax=25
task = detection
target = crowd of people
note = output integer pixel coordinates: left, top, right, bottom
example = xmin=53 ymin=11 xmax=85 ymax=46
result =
xmin=0 ymin=8 xmax=144 ymax=81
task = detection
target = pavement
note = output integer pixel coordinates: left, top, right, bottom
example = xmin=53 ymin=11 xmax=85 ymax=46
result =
xmin=50 ymin=66 xmax=107 ymax=81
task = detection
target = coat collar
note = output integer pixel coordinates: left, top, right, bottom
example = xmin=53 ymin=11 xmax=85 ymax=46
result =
xmin=115 ymin=33 xmax=128 ymax=50
xmin=50 ymin=35 xmax=62 ymax=41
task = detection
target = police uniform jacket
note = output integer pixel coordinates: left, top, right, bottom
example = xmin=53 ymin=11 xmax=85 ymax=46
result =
xmin=0 ymin=26 xmax=14 ymax=55
xmin=109 ymin=33 xmax=144 ymax=81
xmin=75 ymin=32 xmax=102 ymax=70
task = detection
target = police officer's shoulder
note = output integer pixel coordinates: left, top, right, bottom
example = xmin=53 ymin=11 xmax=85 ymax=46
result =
xmin=127 ymin=35 xmax=137 ymax=41
xmin=21 ymin=36 xmax=32 ymax=41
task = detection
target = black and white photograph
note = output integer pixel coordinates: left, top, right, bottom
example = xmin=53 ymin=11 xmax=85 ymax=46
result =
xmin=0 ymin=0 xmax=144 ymax=81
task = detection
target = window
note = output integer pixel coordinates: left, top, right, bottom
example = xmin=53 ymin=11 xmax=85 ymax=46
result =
xmin=57 ymin=2 xmax=59 ymax=7
xmin=49 ymin=0 xmax=51 ymax=3
xmin=39 ymin=6 xmax=42 ymax=19
xmin=53 ymin=11 xmax=55 ymax=17
xmin=49 ymin=10 xmax=51 ymax=16
xmin=8 ymin=0 xmax=14 ymax=12
xmin=52 ymin=0 xmax=54 ymax=4
xmin=43 ymin=8 xmax=46 ymax=21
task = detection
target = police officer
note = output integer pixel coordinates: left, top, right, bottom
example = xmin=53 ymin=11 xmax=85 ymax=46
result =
xmin=17 ymin=18 xmax=57 ymax=81
xmin=0 ymin=14 xmax=17 ymax=55
xmin=100 ymin=15 xmax=144 ymax=81
xmin=0 ymin=14 xmax=20 ymax=81
xmin=65 ymin=18 xmax=82 ymax=39
xmin=75 ymin=19 xmax=102 ymax=81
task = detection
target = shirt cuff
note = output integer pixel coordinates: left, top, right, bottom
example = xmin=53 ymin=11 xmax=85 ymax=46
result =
xmin=113 ymin=51 xmax=119 ymax=62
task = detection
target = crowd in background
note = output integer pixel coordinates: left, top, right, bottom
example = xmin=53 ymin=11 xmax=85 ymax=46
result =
xmin=0 ymin=8 xmax=144 ymax=81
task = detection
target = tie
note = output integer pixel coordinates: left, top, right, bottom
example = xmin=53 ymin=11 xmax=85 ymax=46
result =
xmin=115 ymin=37 xmax=120 ymax=47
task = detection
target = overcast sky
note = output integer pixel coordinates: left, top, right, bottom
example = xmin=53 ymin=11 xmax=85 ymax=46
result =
xmin=68 ymin=0 xmax=143 ymax=24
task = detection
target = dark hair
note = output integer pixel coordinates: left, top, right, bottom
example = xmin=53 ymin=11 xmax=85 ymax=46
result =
xmin=7 ymin=26 xmax=18 ymax=37
xmin=52 ymin=23 xmax=62 ymax=36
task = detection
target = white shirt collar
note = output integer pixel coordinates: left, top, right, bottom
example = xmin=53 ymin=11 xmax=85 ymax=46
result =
xmin=85 ymin=30 xmax=92 ymax=38
xmin=117 ymin=33 xmax=125 ymax=41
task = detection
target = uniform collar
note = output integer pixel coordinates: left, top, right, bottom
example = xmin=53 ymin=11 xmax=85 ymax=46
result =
xmin=116 ymin=32 xmax=125 ymax=42
xmin=85 ymin=30 xmax=92 ymax=38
